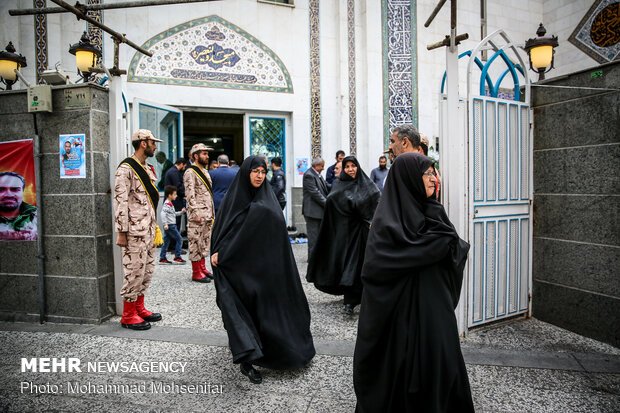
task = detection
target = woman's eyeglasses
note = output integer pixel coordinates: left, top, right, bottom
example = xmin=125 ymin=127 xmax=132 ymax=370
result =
xmin=251 ymin=168 xmax=267 ymax=176
xmin=422 ymin=171 xmax=437 ymax=178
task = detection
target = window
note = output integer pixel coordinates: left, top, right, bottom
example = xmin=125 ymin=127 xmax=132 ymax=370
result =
xmin=258 ymin=0 xmax=294 ymax=7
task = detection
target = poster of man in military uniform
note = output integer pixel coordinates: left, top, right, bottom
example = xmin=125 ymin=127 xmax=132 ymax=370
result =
xmin=184 ymin=143 xmax=215 ymax=283
xmin=0 ymin=139 xmax=38 ymax=242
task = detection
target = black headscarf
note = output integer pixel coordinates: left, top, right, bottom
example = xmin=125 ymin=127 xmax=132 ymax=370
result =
xmin=306 ymin=156 xmax=380 ymax=295
xmin=353 ymin=152 xmax=474 ymax=413
xmin=211 ymin=156 xmax=315 ymax=370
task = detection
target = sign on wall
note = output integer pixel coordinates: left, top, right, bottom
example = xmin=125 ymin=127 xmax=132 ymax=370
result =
xmin=296 ymin=158 xmax=308 ymax=175
xmin=0 ymin=139 xmax=38 ymax=241
xmin=59 ymin=134 xmax=86 ymax=179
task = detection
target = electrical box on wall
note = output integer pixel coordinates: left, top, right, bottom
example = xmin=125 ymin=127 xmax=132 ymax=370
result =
xmin=27 ymin=85 xmax=52 ymax=113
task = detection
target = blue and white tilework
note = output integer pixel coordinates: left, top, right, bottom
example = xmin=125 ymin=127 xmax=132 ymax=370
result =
xmin=382 ymin=0 xmax=418 ymax=149
xmin=569 ymin=0 xmax=620 ymax=64
xmin=128 ymin=16 xmax=293 ymax=93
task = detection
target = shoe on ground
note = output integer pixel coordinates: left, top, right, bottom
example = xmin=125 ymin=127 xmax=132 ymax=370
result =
xmin=240 ymin=363 xmax=262 ymax=384
xmin=159 ymin=258 xmax=171 ymax=264
xmin=344 ymin=304 xmax=355 ymax=315
xmin=173 ymin=257 xmax=186 ymax=264
xmin=192 ymin=276 xmax=211 ymax=283
xmin=121 ymin=320 xmax=151 ymax=330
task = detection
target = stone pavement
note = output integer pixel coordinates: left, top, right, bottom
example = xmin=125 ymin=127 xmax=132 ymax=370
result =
xmin=0 ymin=244 xmax=618 ymax=412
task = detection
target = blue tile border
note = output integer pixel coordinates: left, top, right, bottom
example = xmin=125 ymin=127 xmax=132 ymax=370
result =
xmin=309 ymin=0 xmax=321 ymax=158
xmin=33 ymin=0 xmax=48 ymax=85
xmin=348 ymin=0 xmax=357 ymax=155
xmin=382 ymin=0 xmax=418 ymax=149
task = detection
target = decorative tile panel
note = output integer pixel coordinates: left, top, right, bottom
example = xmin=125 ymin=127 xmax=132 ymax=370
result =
xmin=33 ymin=0 xmax=48 ymax=84
xmin=569 ymin=0 xmax=620 ymax=64
xmin=128 ymin=16 xmax=293 ymax=93
xmin=309 ymin=0 xmax=321 ymax=159
xmin=348 ymin=0 xmax=357 ymax=156
xmin=382 ymin=0 xmax=418 ymax=149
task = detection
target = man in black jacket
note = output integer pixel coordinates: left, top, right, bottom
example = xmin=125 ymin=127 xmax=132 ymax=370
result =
xmin=325 ymin=150 xmax=345 ymax=186
xmin=270 ymin=157 xmax=286 ymax=210
xmin=302 ymin=157 xmax=328 ymax=260
xmin=164 ymin=158 xmax=188 ymax=227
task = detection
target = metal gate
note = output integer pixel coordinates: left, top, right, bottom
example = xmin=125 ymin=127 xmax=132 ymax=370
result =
xmin=466 ymin=31 xmax=532 ymax=328
xmin=248 ymin=116 xmax=286 ymax=174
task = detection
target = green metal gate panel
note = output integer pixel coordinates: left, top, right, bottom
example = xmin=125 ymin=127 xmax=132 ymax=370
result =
xmin=249 ymin=117 xmax=285 ymax=172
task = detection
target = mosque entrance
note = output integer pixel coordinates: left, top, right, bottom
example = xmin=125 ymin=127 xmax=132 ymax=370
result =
xmin=182 ymin=111 xmax=244 ymax=167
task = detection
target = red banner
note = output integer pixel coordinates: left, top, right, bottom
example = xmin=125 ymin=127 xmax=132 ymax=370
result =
xmin=0 ymin=139 xmax=38 ymax=241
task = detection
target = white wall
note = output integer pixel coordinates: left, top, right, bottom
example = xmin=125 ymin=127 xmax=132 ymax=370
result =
xmin=542 ymin=0 xmax=598 ymax=76
xmin=0 ymin=0 xmax=599 ymax=175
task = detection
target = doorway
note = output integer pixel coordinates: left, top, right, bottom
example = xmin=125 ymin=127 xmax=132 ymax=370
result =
xmin=183 ymin=112 xmax=244 ymax=166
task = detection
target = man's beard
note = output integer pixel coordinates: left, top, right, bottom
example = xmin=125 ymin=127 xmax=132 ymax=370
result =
xmin=379 ymin=165 xmax=387 ymax=170
xmin=145 ymin=147 xmax=156 ymax=157
xmin=0 ymin=199 xmax=19 ymax=212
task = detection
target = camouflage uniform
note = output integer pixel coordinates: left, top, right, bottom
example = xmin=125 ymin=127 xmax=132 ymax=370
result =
xmin=184 ymin=165 xmax=214 ymax=262
xmin=113 ymin=159 xmax=157 ymax=302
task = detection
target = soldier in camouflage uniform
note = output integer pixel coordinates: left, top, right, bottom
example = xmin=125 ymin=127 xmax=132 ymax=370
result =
xmin=184 ymin=143 xmax=215 ymax=283
xmin=113 ymin=129 xmax=164 ymax=330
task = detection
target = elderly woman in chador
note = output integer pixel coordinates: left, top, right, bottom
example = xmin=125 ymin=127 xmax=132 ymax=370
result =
xmin=210 ymin=156 xmax=315 ymax=384
xmin=353 ymin=152 xmax=474 ymax=413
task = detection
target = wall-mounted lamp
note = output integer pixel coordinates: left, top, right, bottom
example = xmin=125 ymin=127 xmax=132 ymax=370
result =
xmin=0 ymin=42 xmax=28 ymax=90
xmin=68 ymin=32 xmax=102 ymax=83
xmin=524 ymin=23 xmax=558 ymax=82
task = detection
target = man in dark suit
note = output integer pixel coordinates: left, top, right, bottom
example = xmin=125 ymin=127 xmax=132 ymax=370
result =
xmin=209 ymin=154 xmax=238 ymax=213
xmin=302 ymin=157 xmax=328 ymax=260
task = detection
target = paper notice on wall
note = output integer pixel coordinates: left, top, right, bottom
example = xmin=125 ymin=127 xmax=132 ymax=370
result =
xmin=60 ymin=134 xmax=86 ymax=179
xmin=296 ymin=158 xmax=308 ymax=175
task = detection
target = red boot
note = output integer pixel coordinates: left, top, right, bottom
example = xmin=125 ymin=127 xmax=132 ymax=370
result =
xmin=192 ymin=261 xmax=210 ymax=283
xmin=136 ymin=295 xmax=162 ymax=322
xmin=200 ymin=258 xmax=214 ymax=279
xmin=120 ymin=301 xmax=151 ymax=330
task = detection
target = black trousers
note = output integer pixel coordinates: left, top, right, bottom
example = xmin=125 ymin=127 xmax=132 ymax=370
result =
xmin=304 ymin=216 xmax=321 ymax=261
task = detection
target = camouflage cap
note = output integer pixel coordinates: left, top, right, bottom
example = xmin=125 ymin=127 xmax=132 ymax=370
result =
xmin=419 ymin=132 xmax=429 ymax=147
xmin=189 ymin=143 xmax=213 ymax=156
xmin=131 ymin=129 xmax=163 ymax=142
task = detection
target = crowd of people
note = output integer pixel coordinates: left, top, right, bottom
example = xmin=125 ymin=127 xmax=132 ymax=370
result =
xmin=113 ymin=124 xmax=472 ymax=411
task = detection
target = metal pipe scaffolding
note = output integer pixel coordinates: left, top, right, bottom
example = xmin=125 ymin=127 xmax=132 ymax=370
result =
xmin=9 ymin=0 xmax=218 ymax=16
xmin=48 ymin=0 xmax=152 ymax=57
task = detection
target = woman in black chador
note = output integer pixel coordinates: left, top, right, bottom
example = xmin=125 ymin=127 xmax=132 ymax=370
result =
xmin=210 ymin=156 xmax=315 ymax=384
xmin=306 ymin=156 xmax=380 ymax=315
xmin=353 ymin=152 xmax=475 ymax=413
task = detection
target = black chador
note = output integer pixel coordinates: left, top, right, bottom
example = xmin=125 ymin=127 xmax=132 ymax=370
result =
xmin=306 ymin=156 xmax=380 ymax=311
xmin=211 ymin=156 xmax=315 ymax=376
xmin=353 ymin=153 xmax=475 ymax=413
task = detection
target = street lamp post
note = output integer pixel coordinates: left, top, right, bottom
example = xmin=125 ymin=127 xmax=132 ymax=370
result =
xmin=524 ymin=23 xmax=559 ymax=82
xmin=0 ymin=42 xmax=28 ymax=90
xmin=68 ymin=32 xmax=102 ymax=83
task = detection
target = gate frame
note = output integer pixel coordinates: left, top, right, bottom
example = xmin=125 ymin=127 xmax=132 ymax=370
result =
xmin=466 ymin=30 xmax=533 ymax=332
xmin=440 ymin=29 xmax=533 ymax=335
